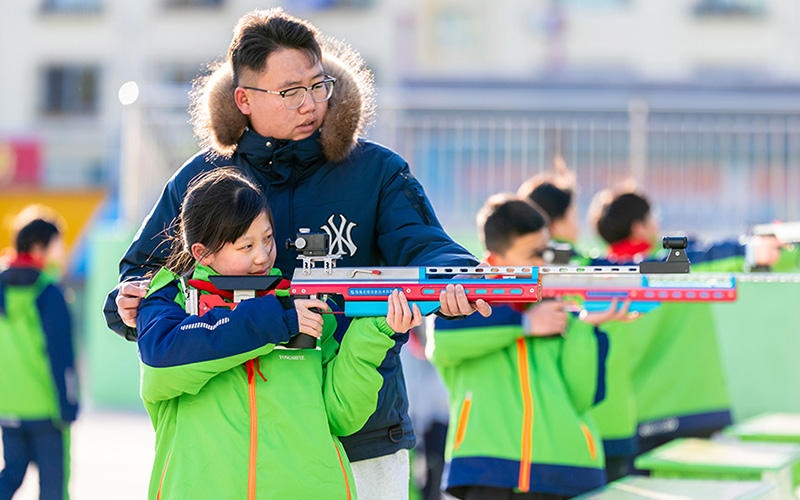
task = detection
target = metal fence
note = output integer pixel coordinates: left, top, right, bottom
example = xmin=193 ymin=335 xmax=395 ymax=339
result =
xmin=121 ymin=83 xmax=800 ymax=248
xmin=372 ymin=91 xmax=800 ymax=246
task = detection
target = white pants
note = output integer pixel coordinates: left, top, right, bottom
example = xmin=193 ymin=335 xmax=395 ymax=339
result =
xmin=350 ymin=448 xmax=410 ymax=500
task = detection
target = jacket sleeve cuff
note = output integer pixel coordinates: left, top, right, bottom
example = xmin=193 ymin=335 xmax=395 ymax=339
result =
xmin=373 ymin=317 xmax=397 ymax=337
xmin=103 ymin=288 xmax=138 ymax=341
xmin=284 ymin=306 xmax=300 ymax=337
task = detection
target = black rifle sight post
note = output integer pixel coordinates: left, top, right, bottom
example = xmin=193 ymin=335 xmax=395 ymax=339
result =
xmin=639 ymin=236 xmax=690 ymax=274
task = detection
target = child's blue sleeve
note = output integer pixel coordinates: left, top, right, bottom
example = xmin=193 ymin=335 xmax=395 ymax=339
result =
xmin=136 ymin=283 xmax=298 ymax=403
xmin=37 ymin=284 xmax=79 ymax=424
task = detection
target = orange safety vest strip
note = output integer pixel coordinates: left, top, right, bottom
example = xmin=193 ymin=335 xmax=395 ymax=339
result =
xmin=246 ymin=360 xmax=258 ymax=500
xmin=333 ymin=439 xmax=353 ymax=500
xmin=515 ymin=338 xmax=533 ymax=492
xmin=453 ymin=392 xmax=473 ymax=450
xmin=157 ymin=451 xmax=171 ymax=500
xmin=580 ymin=422 xmax=597 ymax=460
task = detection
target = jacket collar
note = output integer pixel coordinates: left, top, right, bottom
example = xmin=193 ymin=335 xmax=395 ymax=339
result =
xmin=9 ymin=253 xmax=44 ymax=270
xmin=190 ymin=263 xmax=218 ymax=282
xmin=237 ymin=129 xmax=326 ymax=184
xmin=190 ymin=263 xmax=283 ymax=282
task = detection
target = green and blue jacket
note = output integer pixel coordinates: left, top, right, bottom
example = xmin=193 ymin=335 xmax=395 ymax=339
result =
xmin=137 ymin=264 xmax=400 ymax=500
xmin=589 ymin=238 xmax=742 ymax=457
xmin=0 ymin=256 xmax=78 ymax=426
xmin=628 ymin=241 xmax=745 ymax=446
xmin=429 ymin=305 xmax=608 ymax=498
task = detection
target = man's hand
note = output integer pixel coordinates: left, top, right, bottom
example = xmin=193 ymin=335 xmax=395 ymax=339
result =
xmin=438 ymin=283 xmax=492 ymax=318
xmin=753 ymin=234 xmax=783 ymax=268
xmin=116 ymin=280 xmax=151 ymax=328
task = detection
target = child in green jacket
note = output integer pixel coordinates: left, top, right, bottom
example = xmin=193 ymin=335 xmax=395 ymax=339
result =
xmin=0 ymin=209 xmax=78 ymax=500
xmin=429 ymin=194 xmax=626 ymax=499
xmin=136 ymin=168 xmax=422 ymax=500
xmin=588 ymin=188 xmax=782 ymax=477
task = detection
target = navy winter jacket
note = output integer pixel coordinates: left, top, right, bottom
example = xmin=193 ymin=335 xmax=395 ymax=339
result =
xmin=104 ymin=128 xmax=478 ymax=461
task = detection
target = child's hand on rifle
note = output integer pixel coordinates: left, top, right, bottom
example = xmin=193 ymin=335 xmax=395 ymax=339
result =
xmin=524 ymin=300 xmax=568 ymax=337
xmin=439 ymin=283 xmax=493 ymax=318
xmin=294 ymin=299 xmax=329 ymax=338
xmin=578 ymin=298 xmax=638 ymax=326
xmin=752 ymin=234 xmax=783 ymax=269
xmin=386 ymin=290 xmax=423 ymax=334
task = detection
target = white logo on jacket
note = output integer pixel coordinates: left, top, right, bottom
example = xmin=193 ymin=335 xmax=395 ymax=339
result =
xmin=321 ymin=214 xmax=358 ymax=257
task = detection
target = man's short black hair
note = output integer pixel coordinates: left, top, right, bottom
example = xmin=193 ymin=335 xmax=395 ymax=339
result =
xmin=16 ymin=219 xmax=61 ymax=254
xmin=477 ymin=194 xmax=546 ymax=254
xmin=596 ymin=192 xmax=651 ymax=245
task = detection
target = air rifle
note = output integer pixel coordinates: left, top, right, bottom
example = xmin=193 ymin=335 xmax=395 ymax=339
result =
xmin=286 ymin=232 xmax=735 ymax=316
xmin=751 ymin=221 xmax=800 ymax=245
xmin=539 ymin=272 xmax=736 ymax=313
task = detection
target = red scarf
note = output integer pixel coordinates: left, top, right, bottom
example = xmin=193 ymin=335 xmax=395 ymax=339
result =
xmin=9 ymin=253 xmax=45 ymax=270
xmin=607 ymin=239 xmax=653 ymax=264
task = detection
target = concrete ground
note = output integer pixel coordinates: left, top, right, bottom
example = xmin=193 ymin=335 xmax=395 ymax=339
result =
xmin=1 ymin=408 xmax=154 ymax=500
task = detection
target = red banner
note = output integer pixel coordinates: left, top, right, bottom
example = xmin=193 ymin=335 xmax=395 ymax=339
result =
xmin=0 ymin=139 xmax=41 ymax=186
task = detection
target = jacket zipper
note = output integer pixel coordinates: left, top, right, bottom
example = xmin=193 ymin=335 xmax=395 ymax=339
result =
xmin=246 ymin=360 xmax=258 ymax=500
xmin=515 ymin=338 xmax=533 ymax=492
xmin=453 ymin=391 xmax=473 ymax=450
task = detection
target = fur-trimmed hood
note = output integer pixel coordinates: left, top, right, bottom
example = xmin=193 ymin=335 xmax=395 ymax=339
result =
xmin=189 ymin=40 xmax=376 ymax=163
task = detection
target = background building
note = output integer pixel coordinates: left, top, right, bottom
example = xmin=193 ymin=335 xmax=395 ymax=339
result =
xmin=2 ymin=0 xmax=800 ymax=243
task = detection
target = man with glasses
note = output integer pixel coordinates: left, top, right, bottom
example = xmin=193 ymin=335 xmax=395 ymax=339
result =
xmin=241 ymin=76 xmax=337 ymax=111
xmin=104 ymin=7 xmax=490 ymax=500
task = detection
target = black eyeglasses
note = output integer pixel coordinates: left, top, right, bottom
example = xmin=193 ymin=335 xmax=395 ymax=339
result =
xmin=242 ymin=76 xmax=337 ymax=109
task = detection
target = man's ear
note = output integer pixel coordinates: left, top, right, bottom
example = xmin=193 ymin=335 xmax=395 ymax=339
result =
xmin=484 ymin=251 xmax=500 ymax=267
xmin=234 ymin=87 xmax=252 ymax=115
xmin=191 ymin=243 xmax=213 ymax=266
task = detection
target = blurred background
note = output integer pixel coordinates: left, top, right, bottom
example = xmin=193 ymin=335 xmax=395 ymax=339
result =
xmin=2 ymin=0 xmax=800 ymax=498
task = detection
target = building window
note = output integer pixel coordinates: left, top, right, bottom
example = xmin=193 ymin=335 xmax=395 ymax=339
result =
xmin=41 ymin=0 xmax=102 ymax=13
xmin=42 ymin=65 xmax=99 ymax=116
xmin=694 ymin=0 xmax=766 ymax=17
xmin=158 ymin=62 xmax=210 ymax=87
